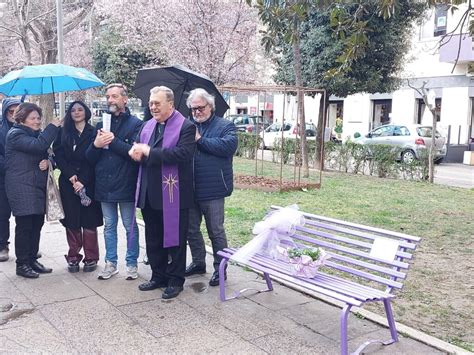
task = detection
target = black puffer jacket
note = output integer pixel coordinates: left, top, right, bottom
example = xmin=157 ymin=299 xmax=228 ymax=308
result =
xmin=0 ymin=98 xmax=21 ymax=186
xmin=192 ymin=115 xmax=238 ymax=201
xmin=86 ymin=108 xmax=142 ymax=202
xmin=5 ymin=123 xmax=59 ymax=216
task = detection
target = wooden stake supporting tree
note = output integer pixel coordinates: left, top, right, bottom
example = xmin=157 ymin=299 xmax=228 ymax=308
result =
xmin=220 ymin=85 xmax=326 ymax=192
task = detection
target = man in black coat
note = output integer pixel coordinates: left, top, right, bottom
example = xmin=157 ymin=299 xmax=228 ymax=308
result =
xmin=86 ymin=84 xmax=142 ymax=281
xmin=183 ymin=89 xmax=238 ymax=286
xmin=0 ymin=98 xmax=21 ymax=262
xmin=129 ymin=86 xmax=196 ymax=299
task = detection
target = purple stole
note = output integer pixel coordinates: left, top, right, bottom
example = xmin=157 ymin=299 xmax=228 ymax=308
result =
xmin=135 ymin=110 xmax=185 ymax=248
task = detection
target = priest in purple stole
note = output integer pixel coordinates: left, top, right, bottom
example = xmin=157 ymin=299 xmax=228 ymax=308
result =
xmin=129 ymin=86 xmax=196 ymax=299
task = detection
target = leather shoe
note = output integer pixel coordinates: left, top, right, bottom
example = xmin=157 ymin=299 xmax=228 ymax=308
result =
xmin=138 ymin=280 xmax=167 ymax=291
xmin=83 ymin=261 xmax=97 ymax=273
xmin=162 ymin=286 xmax=183 ymax=299
xmin=184 ymin=262 xmax=206 ymax=276
xmin=16 ymin=264 xmax=39 ymax=279
xmin=209 ymin=270 xmax=227 ymax=287
xmin=67 ymin=261 xmax=80 ymax=273
xmin=30 ymin=260 xmax=53 ymax=274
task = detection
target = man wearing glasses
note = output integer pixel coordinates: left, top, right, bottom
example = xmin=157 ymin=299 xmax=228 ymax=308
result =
xmin=184 ymin=88 xmax=238 ymax=286
xmin=86 ymin=84 xmax=142 ymax=280
xmin=0 ymin=98 xmax=21 ymax=262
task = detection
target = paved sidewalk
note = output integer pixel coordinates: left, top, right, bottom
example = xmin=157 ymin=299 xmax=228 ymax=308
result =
xmin=0 ymin=221 xmax=449 ymax=354
xmin=434 ymin=163 xmax=474 ymax=189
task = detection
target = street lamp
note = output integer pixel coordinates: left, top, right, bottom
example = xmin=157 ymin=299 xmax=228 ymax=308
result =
xmin=56 ymin=0 xmax=65 ymax=117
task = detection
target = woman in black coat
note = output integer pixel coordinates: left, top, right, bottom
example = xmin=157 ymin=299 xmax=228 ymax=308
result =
xmin=53 ymin=101 xmax=103 ymax=273
xmin=5 ymin=103 xmax=61 ymax=279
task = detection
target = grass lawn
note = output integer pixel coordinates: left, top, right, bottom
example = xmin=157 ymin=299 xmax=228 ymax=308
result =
xmin=221 ymin=157 xmax=474 ymax=351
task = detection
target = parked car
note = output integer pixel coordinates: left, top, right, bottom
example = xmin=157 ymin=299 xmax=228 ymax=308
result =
xmin=226 ymin=114 xmax=270 ymax=134
xmin=259 ymin=121 xmax=316 ymax=149
xmin=355 ymin=124 xmax=447 ymax=163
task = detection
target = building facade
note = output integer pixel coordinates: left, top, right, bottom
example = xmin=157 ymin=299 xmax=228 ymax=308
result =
xmin=335 ymin=5 xmax=474 ymax=161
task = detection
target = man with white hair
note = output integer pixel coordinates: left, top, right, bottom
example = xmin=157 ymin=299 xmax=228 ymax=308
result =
xmin=184 ymin=88 xmax=238 ymax=286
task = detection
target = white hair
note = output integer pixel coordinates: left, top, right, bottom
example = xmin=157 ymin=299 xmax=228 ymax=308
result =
xmin=186 ymin=88 xmax=216 ymax=111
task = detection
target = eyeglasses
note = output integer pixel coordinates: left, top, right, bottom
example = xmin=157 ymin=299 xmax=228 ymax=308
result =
xmin=191 ymin=105 xmax=208 ymax=113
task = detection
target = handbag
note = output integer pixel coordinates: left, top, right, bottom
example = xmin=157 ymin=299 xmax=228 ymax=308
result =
xmin=46 ymin=160 xmax=65 ymax=222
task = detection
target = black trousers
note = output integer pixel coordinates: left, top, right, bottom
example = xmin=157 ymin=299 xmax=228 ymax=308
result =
xmin=0 ymin=187 xmax=11 ymax=249
xmin=141 ymin=200 xmax=188 ymax=287
xmin=15 ymin=214 xmax=44 ymax=265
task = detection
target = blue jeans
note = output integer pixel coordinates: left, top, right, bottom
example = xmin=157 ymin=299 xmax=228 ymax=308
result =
xmin=101 ymin=202 xmax=139 ymax=267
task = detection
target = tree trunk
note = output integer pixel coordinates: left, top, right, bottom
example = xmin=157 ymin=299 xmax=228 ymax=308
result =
xmin=315 ymin=92 xmax=329 ymax=170
xmin=429 ymin=109 xmax=437 ymax=183
xmin=20 ymin=36 xmax=33 ymax=65
xmin=292 ymin=35 xmax=309 ymax=177
xmin=419 ymin=83 xmax=436 ymax=183
xmin=39 ymin=47 xmax=58 ymax=123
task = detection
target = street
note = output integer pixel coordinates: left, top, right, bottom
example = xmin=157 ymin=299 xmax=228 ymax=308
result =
xmin=434 ymin=163 xmax=474 ymax=189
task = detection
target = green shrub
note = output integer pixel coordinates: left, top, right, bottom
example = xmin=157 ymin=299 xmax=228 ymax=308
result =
xmin=272 ymin=137 xmax=317 ymax=166
xmin=323 ymin=142 xmax=429 ymax=181
xmin=369 ymin=144 xmax=402 ymax=178
xmin=236 ymin=132 xmax=261 ymax=159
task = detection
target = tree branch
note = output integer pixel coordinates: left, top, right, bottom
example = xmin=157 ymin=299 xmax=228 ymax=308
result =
xmin=0 ymin=25 xmax=22 ymax=37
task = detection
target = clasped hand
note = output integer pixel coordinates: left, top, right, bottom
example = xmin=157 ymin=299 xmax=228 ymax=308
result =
xmin=39 ymin=159 xmax=49 ymax=171
xmin=94 ymin=129 xmax=114 ymax=148
xmin=128 ymin=143 xmax=150 ymax=162
xmin=68 ymin=175 xmax=83 ymax=192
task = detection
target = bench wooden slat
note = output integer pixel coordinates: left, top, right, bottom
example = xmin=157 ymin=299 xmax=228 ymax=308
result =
xmin=304 ymin=220 xmax=418 ymax=250
xmin=294 ymin=227 xmax=414 ymax=261
xmin=243 ymin=250 xmax=393 ymax=301
xmin=291 ymin=233 xmax=411 ymax=269
xmin=271 ymin=205 xmax=421 ymax=243
xmin=223 ymin=248 xmax=394 ymax=303
xmin=220 ymin=250 xmax=364 ymax=306
xmin=323 ymin=260 xmax=404 ymax=289
xmin=318 ymin=252 xmax=406 ymax=279
xmin=314 ymin=273 xmax=390 ymax=297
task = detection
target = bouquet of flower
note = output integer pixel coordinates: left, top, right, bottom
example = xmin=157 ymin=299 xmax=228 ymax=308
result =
xmin=278 ymin=246 xmax=329 ymax=278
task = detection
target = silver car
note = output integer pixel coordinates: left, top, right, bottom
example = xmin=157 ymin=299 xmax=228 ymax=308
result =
xmin=356 ymin=124 xmax=447 ymax=163
xmin=259 ymin=121 xmax=316 ymax=149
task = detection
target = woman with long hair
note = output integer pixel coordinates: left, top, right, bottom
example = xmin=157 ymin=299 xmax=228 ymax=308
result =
xmin=5 ymin=103 xmax=61 ymax=278
xmin=53 ymin=101 xmax=103 ymax=273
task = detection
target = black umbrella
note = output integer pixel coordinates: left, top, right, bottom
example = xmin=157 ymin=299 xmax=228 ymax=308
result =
xmin=133 ymin=64 xmax=229 ymax=117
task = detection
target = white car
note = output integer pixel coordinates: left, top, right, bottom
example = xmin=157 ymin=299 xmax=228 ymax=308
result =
xmin=355 ymin=124 xmax=447 ymax=163
xmin=259 ymin=121 xmax=316 ymax=149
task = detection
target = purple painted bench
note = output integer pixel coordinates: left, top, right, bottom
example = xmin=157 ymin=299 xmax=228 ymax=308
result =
xmin=217 ymin=205 xmax=421 ymax=355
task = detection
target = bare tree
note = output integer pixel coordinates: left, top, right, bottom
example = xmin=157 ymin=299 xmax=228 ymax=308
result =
xmin=407 ymin=80 xmax=437 ymax=183
xmin=0 ymin=0 xmax=93 ymax=120
xmin=94 ymin=0 xmax=260 ymax=85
